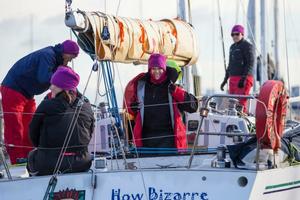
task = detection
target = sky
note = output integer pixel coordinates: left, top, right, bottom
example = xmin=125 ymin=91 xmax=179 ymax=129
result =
xmin=1 ymin=0 xmax=300 ymax=105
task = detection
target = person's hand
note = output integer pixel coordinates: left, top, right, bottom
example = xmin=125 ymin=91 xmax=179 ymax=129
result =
xmin=238 ymin=77 xmax=246 ymax=88
xmin=220 ymin=80 xmax=227 ymax=91
xmin=130 ymin=101 xmax=141 ymax=112
xmin=168 ymin=83 xmax=176 ymax=94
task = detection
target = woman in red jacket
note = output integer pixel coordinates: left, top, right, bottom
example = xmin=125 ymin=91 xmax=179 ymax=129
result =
xmin=124 ymin=54 xmax=198 ymax=150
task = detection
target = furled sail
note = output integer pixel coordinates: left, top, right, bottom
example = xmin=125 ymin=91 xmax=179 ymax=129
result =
xmin=65 ymin=11 xmax=199 ymax=66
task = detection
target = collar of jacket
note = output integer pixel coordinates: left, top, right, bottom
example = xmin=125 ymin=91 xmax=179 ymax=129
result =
xmin=235 ymin=38 xmax=245 ymax=45
xmin=53 ymin=44 xmax=64 ymax=68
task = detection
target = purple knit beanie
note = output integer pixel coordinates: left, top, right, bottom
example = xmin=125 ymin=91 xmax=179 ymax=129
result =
xmin=148 ymin=53 xmax=167 ymax=71
xmin=61 ymin=40 xmax=80 ymax=56
xmin=231 ymin=25 xmax=245 ymax=35
xmin=51 ymin=66 xmax=80 ymax=91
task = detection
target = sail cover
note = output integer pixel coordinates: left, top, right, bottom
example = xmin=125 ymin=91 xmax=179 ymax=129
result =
xmin=65 ymin=11 xmax=199 ymax=66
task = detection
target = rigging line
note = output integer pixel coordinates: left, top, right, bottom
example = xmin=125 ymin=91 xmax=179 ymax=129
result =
xmin=95 ymin=61 xmax=114 ymax=99
xmin=52 ymin=68 xmax=94 ymax=177
xmin=283 ymin=0 xmax=291 ymax=104
xmin=127 ymin=99 xmax=199 ymax=109
xmin=114 ymin=62 xmax=136 ymax=145
xmin=115 ymin=0 xmax=122 ymax=16
xmin=96 ymin=64 xmax=109 ymax=97
xmin=70 ymin=13 xmax=105 ymax=107
xmin=43 ymin=53 xmax=94 ymax=200
xmin=52 ymin=94 xmax=88 ymax=176
xmin=108 ymin=63 xmax=122 ymax=128
xmin=1 ymin=98 xmax=200 ymax=116
xmin=71 ymin=29 xmax=93 ymax=58
xmin=52 ymin=95 xmax=84 ymax=175
xmin=235 ymin=0 xmax=239 ymax=24
xmin=107 ymin=62 xmax=118 ymax=108
xmin=93 ymin=14 xmax=104 ymax=60
xmin=69 ymin=28 xmax=75 ymax=69
xmin=238 ymin=0 xmax=261 ymax=56
xmin=110 ymin=129 xmax=120 ymax=170
xmin=93 ymin=62 xmax=101 ymax=105
xmin=112 ymin=123 xmax=128 ymax=167
xmin=187 ymin=0 xmax=192 ymax=24
xmin=265 ymin=0 xmax=270 ymax=45
xmin=286 ymin=1 xmax=300 ymax=76
xmin=211 ymin=0 xmax=216 ymax=90
xmin=101 ymin=62 xmax=114 ymax=108
xmin=99 ymin=61 xmax=123 ymax=150
xmin=101 ymin=63 xmax=113 ymax=108
xmin=255 ymin=98 xmax=270 ymax=144
xmin=98 ymin=61 xmax=116 ymax=97
xmin=2 ymin=131 xmax=205 ymax=149
xmin=99 ymin=62 xmax=110 ymax=101
xmin=109 ymin=132 xmax=114 ymax=170
xmin=0 ymin=110 xmax=104 ymax=116
xmin=217 ymin=0 xmax=227 ymax=73
xmin=92 ymin=109 xmax=98 ymax=163
xmin=3 ymin=142 xmax=92 ymax=150
xmin=93 ymin=98 xmax=201 ymax=112
xmin=114 ymin=62 xmax=149 ymax=200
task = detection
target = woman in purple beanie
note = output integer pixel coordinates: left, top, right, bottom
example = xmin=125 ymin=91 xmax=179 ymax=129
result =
xmin=0 ymin=39 xmax=80 ymax=164
xmin=27 ymin=67 xmax=95 ymax=176
xmin=220 ymin=24 xmax=255 ymax=113
xmin=125 ymin=53 xmax=198 ymax=152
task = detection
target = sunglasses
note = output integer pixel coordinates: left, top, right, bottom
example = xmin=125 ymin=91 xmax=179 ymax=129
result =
xmin=150 ymin=67 xmax=164 ymax=72
xmin=231 ymin=32 xmax=241 ymax=37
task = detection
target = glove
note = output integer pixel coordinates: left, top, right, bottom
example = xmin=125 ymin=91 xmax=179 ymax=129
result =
xmin=130 ymin=101 xmax=141 ymax=112
xmin=168 ymin=83 xmax=176 ymax=94
xmin=238 ymin=77 xmax=246 ymax=88
xmin=220 ymin=80 xmax=227 ymax=91
xmin=220 ymin=72 xmax=229 ymax=91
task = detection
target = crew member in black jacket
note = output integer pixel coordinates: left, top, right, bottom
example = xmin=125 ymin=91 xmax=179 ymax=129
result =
xmin=27 ymin=67 xmax=95 ymax=176
xmin=220 ymin=24 xmax=254 ymax=112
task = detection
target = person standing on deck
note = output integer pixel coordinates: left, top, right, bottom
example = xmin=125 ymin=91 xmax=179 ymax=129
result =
xmin=125 ymin=54 xmax=198 ymax=150
xmin=220 ymin=25 xmax=255 ymax=112
xmin=0 ymin=40 xmax=79 ymax=164
xmin=27 ymin=67 xmax=94 ymax=175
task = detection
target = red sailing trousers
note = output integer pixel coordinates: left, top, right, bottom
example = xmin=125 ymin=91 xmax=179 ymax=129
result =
xmin=0 ymin=86 xmax=35 ymax=164
xmin=229 ymin=76 xmax=254 ymax=112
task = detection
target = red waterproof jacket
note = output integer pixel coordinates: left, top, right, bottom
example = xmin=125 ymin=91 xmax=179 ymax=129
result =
xmin=124 ymin=73 xmax=198 ymax=149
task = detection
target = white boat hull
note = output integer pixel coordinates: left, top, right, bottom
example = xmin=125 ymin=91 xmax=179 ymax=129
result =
xmin=1 ymin=164 xmax=300 ymax=200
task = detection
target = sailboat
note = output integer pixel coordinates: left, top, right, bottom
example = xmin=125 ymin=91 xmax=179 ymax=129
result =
xmin=1 ymin=1 xmax=300 ymax=200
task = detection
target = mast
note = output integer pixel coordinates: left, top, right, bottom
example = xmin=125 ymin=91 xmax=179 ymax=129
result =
xmin=188 ymin=0 xmax=201 ymax=96
xmin=235 ymin=0 xmax=240 ymax=24
xmin=177 ymin=0 xmax=194 ymax=94
xmin=274 ymin=0 xmax=280 ymax=79
xmin=260 ymin=0 xmax=268 ymax=85
xmin=247 ymin=0 xmax=257 ymax=90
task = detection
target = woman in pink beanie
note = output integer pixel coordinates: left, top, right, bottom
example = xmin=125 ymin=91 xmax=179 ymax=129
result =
xmin=49 ymin=66 xmax=80 ymax=100
xmin=125 ymin=53 xmax=198 ymax=152
xmin=220 ymin=24 xmax=254 ymax=113
xmin=27 ymin=66 xmax=95 ymax=175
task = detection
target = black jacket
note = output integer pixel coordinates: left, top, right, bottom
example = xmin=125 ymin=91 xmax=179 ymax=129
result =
xmin=226 ymin=39 xmax=254 ymax=78
xmin=143 ymin=79 xmax=174 ymax=148
xmin=28 ymin=92 xmax=95 ymax=175
xmin=142 ymin=75 xmax=198 ymax=148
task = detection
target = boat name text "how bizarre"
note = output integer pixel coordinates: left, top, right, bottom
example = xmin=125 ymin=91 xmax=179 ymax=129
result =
xmin=111 ymin=187 xmax=209 ymax=200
